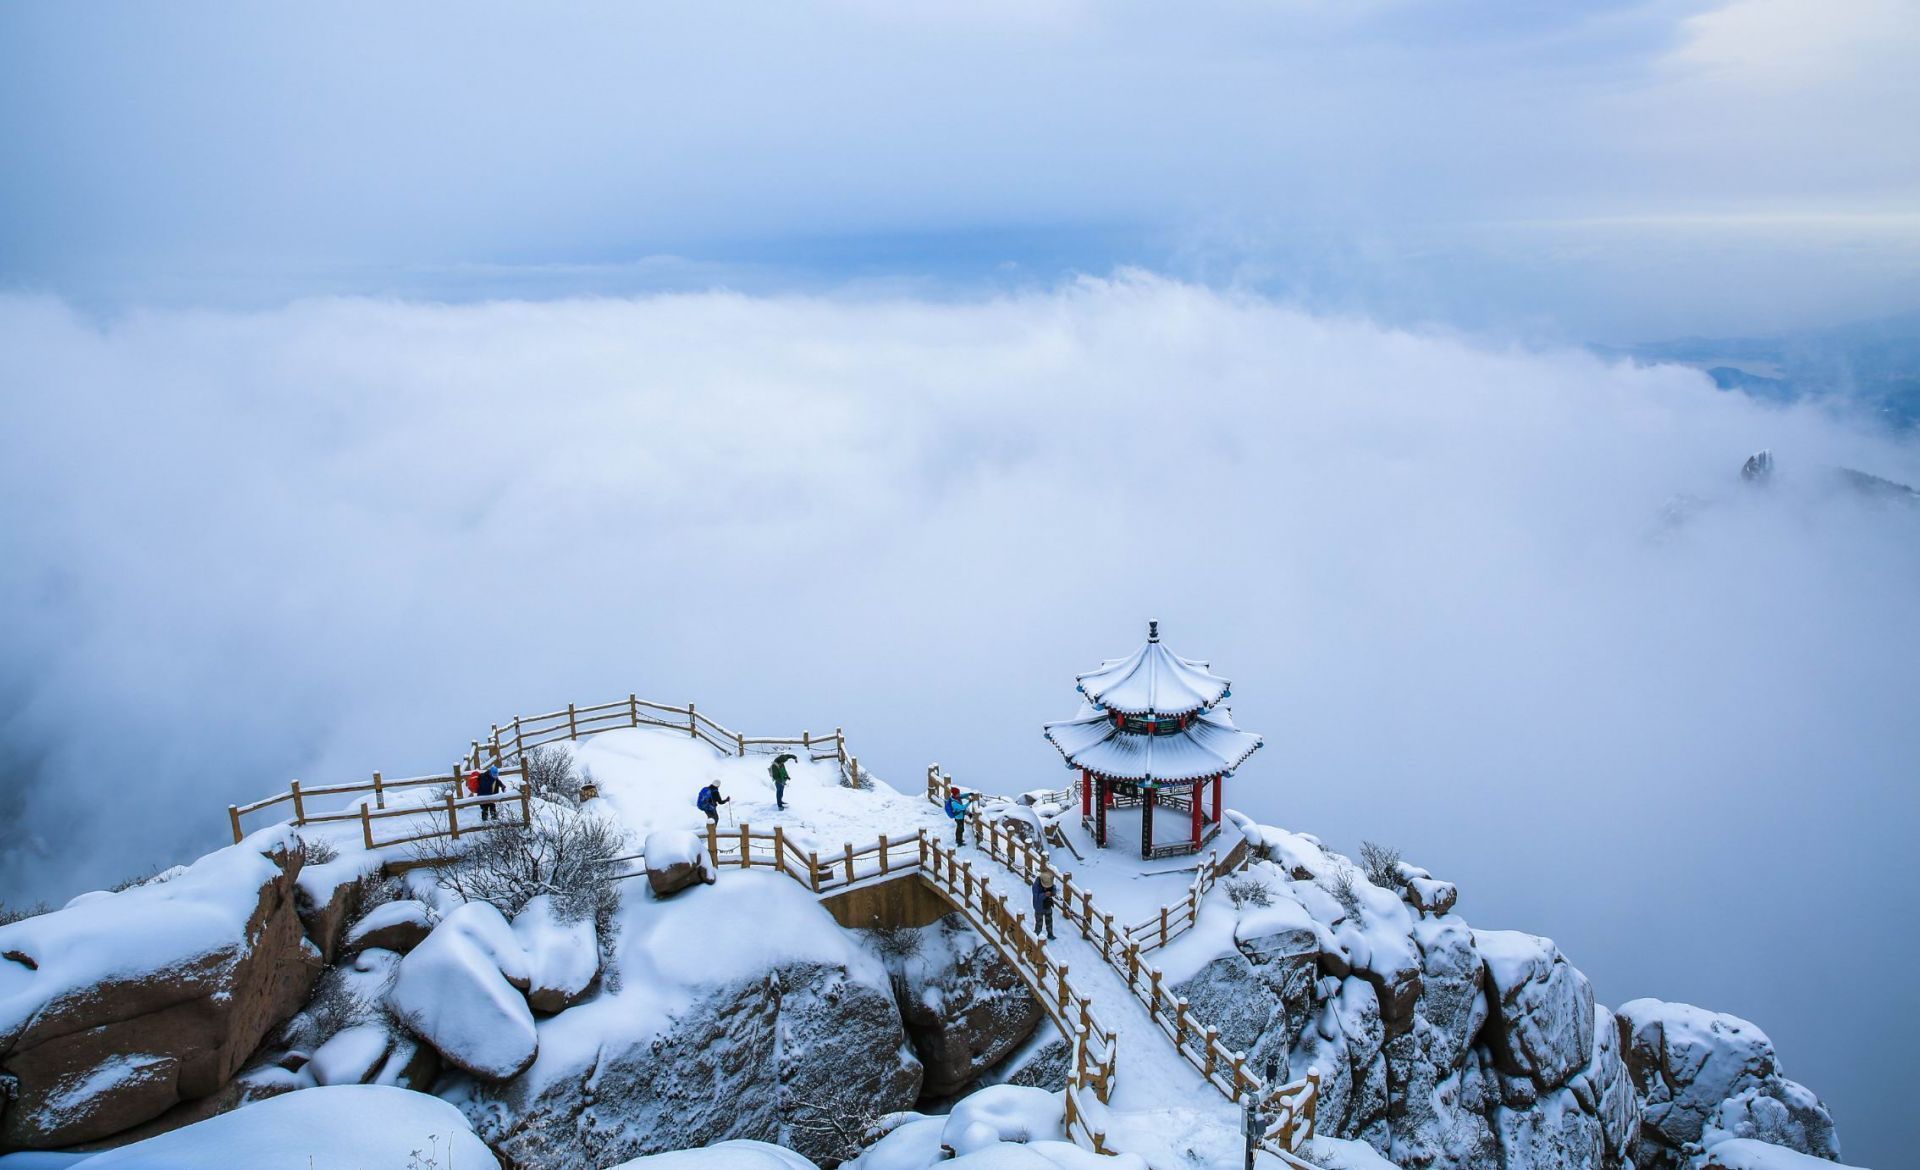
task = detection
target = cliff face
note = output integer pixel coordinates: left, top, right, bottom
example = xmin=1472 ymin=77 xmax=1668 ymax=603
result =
xmin=1169 ymin=818 xmax=1840 ymax=1170
xmin=0 ymin=809 xmax=1849 ymax=1170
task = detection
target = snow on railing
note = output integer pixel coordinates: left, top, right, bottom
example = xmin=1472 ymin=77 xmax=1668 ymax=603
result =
xmin=940 ymin=772 xmax=1323 ymax=1164
xmin=225 ymin=694 xmax=860 ymax=845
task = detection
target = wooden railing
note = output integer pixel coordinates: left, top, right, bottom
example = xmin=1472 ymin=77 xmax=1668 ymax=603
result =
xmin=936 ymin=771 xmax=1322 ymax=1164
xmin=226 ymin=694 xmax=860 ymax=845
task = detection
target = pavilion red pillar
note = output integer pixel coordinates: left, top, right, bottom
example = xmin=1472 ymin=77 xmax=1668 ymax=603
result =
xmin=1095 ymin=776 xmax=1108 ymax=847
xmin=1212 ymin=773 xmax=1222 ymax=823
xmin=1082 ymin=769 xmax=1092 ymax=817
xmin=1142 ymin=786 xmax=1155 ymax=857
xmin=1191 ymin=779 xmax=1202 ymax=848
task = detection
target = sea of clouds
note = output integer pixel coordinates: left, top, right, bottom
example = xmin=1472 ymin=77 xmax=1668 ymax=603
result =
xmin=2 ymin=275 xmax=1913 ymax=1154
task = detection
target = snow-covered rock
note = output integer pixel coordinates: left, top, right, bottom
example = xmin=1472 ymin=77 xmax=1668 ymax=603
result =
xmin=885 ymin=915 xmax=1044 ymax=1097
xmin=1697 ymin=1137 xmax=1863 ymax=1170
xmin=1475 ymin=930 xmax=1595 ymax=1092
xmin=607 ymin=1140 xmax=821 ymax=1170
xmin=385 ymin=901 xmax=538 ymax=1080
xmin=292 ymin=850 xmax=385 ymax=965
xmin=646 ymin=829 xmax=717 ymax=897
xmin=62 ymin=1083 xmax=495 ymax=1169
xmin=1619 ymin=999 xmax=1838 ymax=1170
xmin=0 ymin=833 xmax=322 ymax=1150
xmin=306 ymin=1023 xmax=393 ymax=1087
xmin=342 ymin=898 xmax=433 ymax=959
xmin=512 ymin=895 xmax=600 ymax=1014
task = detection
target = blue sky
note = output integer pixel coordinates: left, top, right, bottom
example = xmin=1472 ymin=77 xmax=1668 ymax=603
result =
xmin=3 ymin=0 xmax=1917 ymax=339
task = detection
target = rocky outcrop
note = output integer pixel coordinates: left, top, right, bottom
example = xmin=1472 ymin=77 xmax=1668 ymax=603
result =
xmin=466 ymin=960 xmax=921 ymax=1167
xmin=342 ymin=899 xmax=434 ymax=959
xmin=512 ymin=896 xmax=600 ymax=1014
xmin=0 ymin=834 xmax=322 ymax=1150
xmin=887 ymin=916 xmax=1043 ymax=1098
xmin=646 ymin=830 xmax=717 ymax=897
xmin=386 ymin=902 xmax=538 ymax=1081
xmin=1619 ymin=998 xmax=1838 ymax=1170
xmin=1475 ymin=931 xmax=1595 ymax=1093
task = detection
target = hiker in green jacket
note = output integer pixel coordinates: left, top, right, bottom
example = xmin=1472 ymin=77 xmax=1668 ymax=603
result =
xmin=769 ymin=752 xmax=797 ymax=811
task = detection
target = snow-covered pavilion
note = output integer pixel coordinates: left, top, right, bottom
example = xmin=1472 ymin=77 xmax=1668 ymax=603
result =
xmin=1042 ymin=621 xmax=1263 ymax=859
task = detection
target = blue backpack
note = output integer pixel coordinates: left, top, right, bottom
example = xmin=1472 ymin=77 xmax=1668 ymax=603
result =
xmin=696 ymin=785 xmax=718 ymax=813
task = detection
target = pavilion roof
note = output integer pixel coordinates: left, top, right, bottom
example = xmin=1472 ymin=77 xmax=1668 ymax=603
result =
xmin=1042 ymin=707 xmax=1263 ymax=783
xmin=1074 ymin=622 xmax=1231 ymax=717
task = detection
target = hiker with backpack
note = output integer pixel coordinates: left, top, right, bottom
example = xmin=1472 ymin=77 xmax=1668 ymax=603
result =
xmin=769 ymin=753 xmax=797 ymax=811
xmin=944 ymin=786 xmax=975 ymax=845
xmin=1031 ymin=870 xmax=1058 ymax=941
xmin=475 ymin=764 xmax=504 ymax=821
xmin=696 ymin=780 xmax=731 ymax=824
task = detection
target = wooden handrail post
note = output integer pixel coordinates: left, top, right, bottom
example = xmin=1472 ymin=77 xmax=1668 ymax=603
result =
xmin=446 ymin=792 xmax=460 ymax=840
xmin=1125 ymin=942 xmax=1139 ymax=990
xmin=917 ymin=830 xmax=928 ymax=871
xmin=735 ymin=731 xmax=745 ymax=757
xmin=514 ymin=715 xmax=524 ymax=757
xmin=628 ymin=693 xmax=639 ymax=727
xmin=842 ymin=842 xmax=854 ymax=884
xmin=835 ymin=728 xmax=845 ymax=763
xmin=878 ymin=834 xmax=890 ymax=875
xmin=372 ymin=770 xmax=385 ymax=810
xmin=707 ymin=820 xmax=720 ymax=869
xmin=567 ymin=702 xmax=578 ymax=739
xmin=289 ymin=780 xmax=306 ymax=826
xmin=1056 ymin=964 xmax=1071 ymax=1014
xmin=803 ymin=730 xmax=811 ymax=751
xmin=470 ymin=740 xmax=482 ymax=770
xmin=490 ymin=724 xmax=502 ymax=765
xmin=360 ymin=804 xmax=375 ymax=850
xmin=739 ymin=823 xmax=750 ymax=867
xmin=1149 ymin=969 xmax=1163 ymax=1019
xmin=1204 ymin=1026 xmax=1219 ymax=1077
xmin=848 ymin=755 xmax=858 ymax=789
xmin=227 ymin=805 xmax=243 ymax=844
xmin=808 ymin=850 xmax=821 ymax=893
xmin=518 ymin=783 xmax=531 ymax=825
xmin=1160 ymin=905 xmax=1170 ymax=948
xmin=687 ymin=701 xmax=697 ymax=738
xmin=773 ymin=825 xmax=786 ymax=877
xmin=1174 ymin=996 xmax=1190 ymax=1046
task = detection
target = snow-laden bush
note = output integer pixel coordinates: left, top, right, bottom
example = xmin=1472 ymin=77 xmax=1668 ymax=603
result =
xmin=1358 ymin=840 xmax=1401 ymax=890
xmin=0 ymin=898 xmax=51 ymax=926
xmin=429 ymin=803 xmax=626 ymax=928
xmin=523 ymin=744 xmax=584 ymax=807
xmin=1226 ymin=873 xmax=1274 ymax=909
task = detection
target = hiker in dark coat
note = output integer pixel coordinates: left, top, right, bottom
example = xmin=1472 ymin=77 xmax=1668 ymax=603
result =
xmin=477 ymin=764 xmax=504 ymax=821
xmin=769 ymin=753 xmax=797 ymax=811
xmin=943 ymin=787 xmax=975 ymax=845
xmin=696 ymin=780 xmax=731 ymax=823
xmin=1032 ymin=871 xmax=1057 ymax=940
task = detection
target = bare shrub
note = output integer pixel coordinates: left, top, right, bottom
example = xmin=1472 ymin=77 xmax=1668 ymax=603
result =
xmin=1225 ymin=874 xmax=1274 ymax=909
xmin=0 ymin=900 xmax=51 ymax=927
xmin=429 ymin=805 xmax=626 ymax=929
xmin=867 ymin=922 xmax=924 ymax=962
xmin=522 ymin=744 xmax=582 ymax=807
xmin=1329 ymin=868 xmax=1363 ymax=920
xmin=298 ymin=836 xmax=341 ymax=867
xmin=1358 ymin=841 xmax=1402 ymax=890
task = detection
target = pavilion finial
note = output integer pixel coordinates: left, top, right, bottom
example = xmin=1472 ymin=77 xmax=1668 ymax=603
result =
xmin=1148 ymin=619 xmax=1159 ymax=642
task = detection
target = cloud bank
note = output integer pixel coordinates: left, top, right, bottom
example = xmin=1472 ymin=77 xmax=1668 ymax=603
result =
xmin=2 ymin=278 xmax=1914 ymax=1159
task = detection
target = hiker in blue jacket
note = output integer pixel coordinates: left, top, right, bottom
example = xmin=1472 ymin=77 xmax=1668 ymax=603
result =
xmin=696 ymin=780 xmax=731 ymax=824
xmin=944 ymin=786 xmax=975 ymax=845
xmin=477 ymin=764 xmax=505 ymax=821
xmin=1032 ymin=871 xmax=1057 ymax=940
